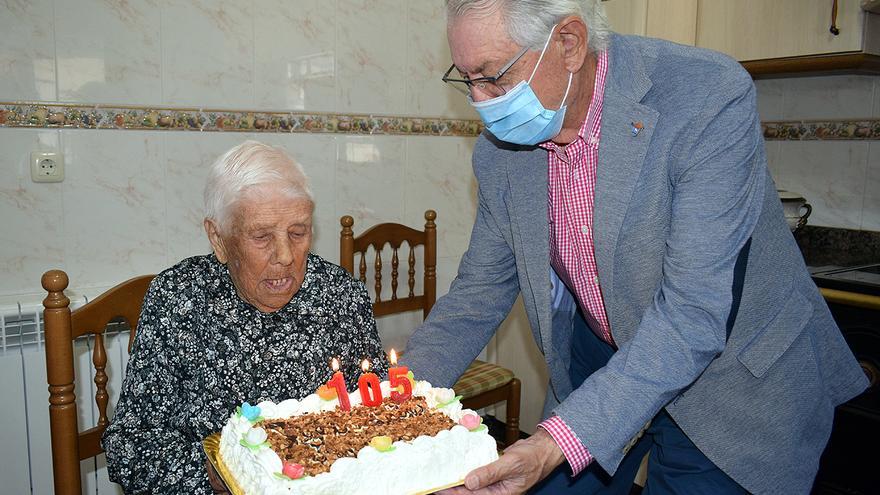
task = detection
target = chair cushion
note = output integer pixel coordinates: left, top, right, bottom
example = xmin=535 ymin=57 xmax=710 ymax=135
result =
xmin=452 ymin=359 xmax=514 ymax=399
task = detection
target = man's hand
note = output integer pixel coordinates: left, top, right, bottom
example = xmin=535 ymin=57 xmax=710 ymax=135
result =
xmin=440 ymin=428 xmax=566 ymax=495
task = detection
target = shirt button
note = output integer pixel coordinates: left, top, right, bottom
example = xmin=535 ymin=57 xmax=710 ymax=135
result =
xmin=593 ymin=275 xmax=599 ymax=284
xmin=581 ymin=225 xmax=589 ymax=234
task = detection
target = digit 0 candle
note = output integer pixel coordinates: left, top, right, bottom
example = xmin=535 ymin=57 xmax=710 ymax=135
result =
xmin=357 ymin=359 xmax=383 ymax=407
xmin=326 ymin=357 xmax=351 ymax=412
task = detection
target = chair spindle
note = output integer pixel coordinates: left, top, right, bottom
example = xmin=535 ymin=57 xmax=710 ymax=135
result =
xmin=408 ymin=246 xmax=416 ymax=298
xmin=93 ymin=333 xmax=110 ymax=428
xmin=358 ymin=253 xmax=367 ymax=284
xmin=391 ymin=248 xmax=399 ymax=300
xmin=374 ymin=250 xmax=383 ymax=302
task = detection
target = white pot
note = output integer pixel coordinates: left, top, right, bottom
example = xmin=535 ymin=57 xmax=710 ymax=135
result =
xmin=778 ymin=190 xmax=812 ymax=232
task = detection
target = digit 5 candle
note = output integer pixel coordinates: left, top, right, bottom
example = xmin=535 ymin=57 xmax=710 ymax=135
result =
xmin=388 ymin=349 xmax=412 ymax=403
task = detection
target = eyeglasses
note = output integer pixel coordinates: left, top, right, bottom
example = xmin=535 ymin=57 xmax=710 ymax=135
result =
xmin=441 ymin=45 xmax=530 ymax=98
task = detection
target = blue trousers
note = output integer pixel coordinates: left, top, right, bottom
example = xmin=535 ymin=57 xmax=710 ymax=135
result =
xmin=530 ymin=313 xmax=747 ymax=495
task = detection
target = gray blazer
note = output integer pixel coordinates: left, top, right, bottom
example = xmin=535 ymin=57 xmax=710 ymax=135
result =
xmin=403 ymin=34 xmax=867 ymax=494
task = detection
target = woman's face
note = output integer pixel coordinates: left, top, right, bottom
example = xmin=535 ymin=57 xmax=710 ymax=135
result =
xmin=205 ymin=186 xmax=313 ymax=313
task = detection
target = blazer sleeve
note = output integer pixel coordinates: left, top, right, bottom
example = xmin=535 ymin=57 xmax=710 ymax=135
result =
xmin=402 ymin=160 xmax=522 ymax=388
xmin=553 ymin=71 xmax=766 ymax=473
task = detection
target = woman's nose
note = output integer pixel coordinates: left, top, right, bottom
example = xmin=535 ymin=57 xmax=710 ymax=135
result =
xmin=273 ymin=238 xmax=294 ymax=266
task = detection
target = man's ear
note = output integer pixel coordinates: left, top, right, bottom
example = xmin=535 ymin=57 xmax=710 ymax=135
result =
xmin=204 ymin=218 xmax=229 ymax=264
xmin=558 ymin=15 xmax=589 ymax=74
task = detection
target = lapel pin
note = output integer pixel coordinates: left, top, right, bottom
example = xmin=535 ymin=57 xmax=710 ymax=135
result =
xmin=631 ymin=121 xmax=643 ymax=137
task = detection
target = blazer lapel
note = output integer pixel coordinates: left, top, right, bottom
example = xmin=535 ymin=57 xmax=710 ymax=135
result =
xmin=594 ymin=39 xmax=658 ymax=336
xmin=507 ymin=149 xmax=553 ymax=355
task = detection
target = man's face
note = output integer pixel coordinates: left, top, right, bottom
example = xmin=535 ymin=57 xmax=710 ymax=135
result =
xmin=206 ymin=187 xmax=313 ymax=313
xmin=447 ymin=10 xmax=568 ymax=108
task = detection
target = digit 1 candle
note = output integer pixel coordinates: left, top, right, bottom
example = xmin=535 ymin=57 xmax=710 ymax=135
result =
xmin=388 ymin=349 xmax=412 ymax=403
xmin=326 ymin=357 xmax=351 ymax=412
xmin=357 ymin=359 xmax=383 ymax=407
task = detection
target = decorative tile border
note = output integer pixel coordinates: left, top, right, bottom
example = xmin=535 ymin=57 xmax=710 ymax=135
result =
xmin=762 ymin=120 xmax=880 ymax=140
xmin=0 ymin=102 xmax=484 ymax=137
xmin=2 ymin=102 xmax=878 ymax=141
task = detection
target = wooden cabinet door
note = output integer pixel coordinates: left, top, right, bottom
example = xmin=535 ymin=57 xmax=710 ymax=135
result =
xmin=696 ymin=0 xmax=865 ymax=61
xmin=603 ymin=0 xmax=698 ymax=45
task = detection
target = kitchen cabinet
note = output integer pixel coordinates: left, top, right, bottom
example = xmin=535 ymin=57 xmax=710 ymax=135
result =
xmin=602 ymin=0 xmax=698 ymax=46
xmin=696 ymin=0 xmax=870 ymax=61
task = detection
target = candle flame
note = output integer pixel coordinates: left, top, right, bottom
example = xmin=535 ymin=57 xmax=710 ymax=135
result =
xmin=389 ymin=349 xmax=398 ymax=365
xmin=361 ymin=359 xmax=370 ymax=372
xmin=331 ymin=358 xmax=340 ymax=372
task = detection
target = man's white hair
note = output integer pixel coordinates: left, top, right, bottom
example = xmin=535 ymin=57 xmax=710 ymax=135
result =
xmin=204 ymin=140 xmax=313 ymax=233
xmin=446 ymin=0 xmax=611 ymax=53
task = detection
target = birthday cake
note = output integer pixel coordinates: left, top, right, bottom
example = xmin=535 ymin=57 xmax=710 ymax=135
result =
xmin=217 ymin=379 xmax=499 ymax=495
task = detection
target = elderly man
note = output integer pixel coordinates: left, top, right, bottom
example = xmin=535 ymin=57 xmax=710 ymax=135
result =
xmin=103 ymin=141 xmax=388 ymax=493
xmin=402 ymin=1 xmax=867 ymax=494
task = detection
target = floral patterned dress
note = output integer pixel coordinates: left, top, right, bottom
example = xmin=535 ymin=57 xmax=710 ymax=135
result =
xmin=102 ymin=253 xmax=388 ymax=494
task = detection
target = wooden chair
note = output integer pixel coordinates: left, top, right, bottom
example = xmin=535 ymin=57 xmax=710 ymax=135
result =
xmin=340 ymin=210 xmax=522 ymax=447
xmin=42 ymin=269 xmax=155 ymax=495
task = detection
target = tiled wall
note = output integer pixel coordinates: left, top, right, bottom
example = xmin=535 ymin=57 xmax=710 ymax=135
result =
xmin=0 ymin=0 xmax=477 ymax=300
xmin=756 ymin=75 xmax=880 ymax=231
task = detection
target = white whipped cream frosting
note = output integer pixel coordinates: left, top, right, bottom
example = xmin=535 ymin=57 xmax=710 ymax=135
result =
xmin=218 ymin=380 xmax=499 ymax=495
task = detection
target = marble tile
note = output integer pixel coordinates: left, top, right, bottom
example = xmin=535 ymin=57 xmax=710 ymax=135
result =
xmin=0 ymin=129 xmax=63 ymax=296
xmin=753 ymin=79 xmax=784 ymax=122
xmin=255 ymin=134 xmax=338 ymax=259
xmin=55 ymin=0 xmax=161 ymax=104
xmin=254 ymin=0 xmax=336 ymax=112
xmin=163 ymin=132 xmax=248 ymax=265
xmin=864 ymin=143 xmax=880 ymax=232
xmin=403 ymin=136 xmax=478 ymax=261
xmin=780 ymin=75 xmax=875 ymax=120
xmin=0 ymin=0 xmax=56 ymax=101
xmin=161 ymin=0 xmax=254 ymax=108
xmin=335 ymin=135 xmax=407 ymax=229
xmin=763 ymin=139 xmax=782 ymax=183
xmin=874 ymin=78 xmax=880 ymax=119
xmin=775 ymin=141 xmax=868 ymax=229
xmin=336 ymin=0 xmax=407 ymax=115
xmin=61 ymin=130 xmax=167 ymax=289
xmin=405 ymin=0 xmax=476 ymax=119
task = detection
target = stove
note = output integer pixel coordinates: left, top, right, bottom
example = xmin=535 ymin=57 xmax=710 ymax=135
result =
xmin=810 ymin=264 xmax=880 ymax=297
xmin=810 ymin=263 xmax=880 ymax=494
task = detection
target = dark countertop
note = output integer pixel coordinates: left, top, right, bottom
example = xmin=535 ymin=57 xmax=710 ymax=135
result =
xmin=795 ymin=226 xmax=880 ymax=268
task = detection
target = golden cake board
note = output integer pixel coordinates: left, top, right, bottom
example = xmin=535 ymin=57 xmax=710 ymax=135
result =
xmin=203 ymin=433 xmax=465 ymax=495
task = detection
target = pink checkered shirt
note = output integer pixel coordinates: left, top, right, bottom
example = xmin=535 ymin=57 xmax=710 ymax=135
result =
xmin=537 ymin=50 xmax=609 ymax=475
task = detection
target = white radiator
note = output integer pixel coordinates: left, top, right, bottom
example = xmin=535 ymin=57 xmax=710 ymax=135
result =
xmin=0 ymin=296 xmax=129 ymax=495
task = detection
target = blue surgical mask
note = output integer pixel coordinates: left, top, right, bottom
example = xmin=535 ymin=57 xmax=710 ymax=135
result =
xmin=470 ymin=26 xmax=573 ymax=146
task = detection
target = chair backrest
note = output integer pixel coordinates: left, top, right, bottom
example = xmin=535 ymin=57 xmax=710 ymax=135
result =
xmin=42 ymin=269 xmax=154 ymax=495
xmin=340 ymin=210 xmax=436 ymax=319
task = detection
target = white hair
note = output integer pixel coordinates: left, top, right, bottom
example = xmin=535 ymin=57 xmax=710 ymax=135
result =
xmin=446 ymin=0 xmax=611 ymax=53
xmin=204 ymin=140 xmax=313 ymax=233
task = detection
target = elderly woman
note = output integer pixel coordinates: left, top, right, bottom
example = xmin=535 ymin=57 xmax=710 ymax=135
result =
xmin=102 ymin=140 xmax=388 ymax=494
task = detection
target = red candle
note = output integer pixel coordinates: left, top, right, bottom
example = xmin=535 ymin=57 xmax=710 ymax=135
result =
xmin=388 ymin=349 xmax=412 ymax=403
xmin=326 ymin=358 xmax=351 ymax=412
xmin=357 ymin=359 xmax=383 ymax=407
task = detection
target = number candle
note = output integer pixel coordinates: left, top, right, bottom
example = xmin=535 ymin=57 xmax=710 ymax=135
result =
xmin=357 ymin=359 xmax=383 ymax=407
xmin=326 ymin=357 xmax=351 ymax=412
xmin=388 ymin=349 xmax=412 ymax=403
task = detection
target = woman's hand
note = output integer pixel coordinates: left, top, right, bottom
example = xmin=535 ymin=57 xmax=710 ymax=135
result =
xmin=439 ymin=428 xmax=565 ymax=494
xmin=206 ymin=460 xmax=231 ymax=494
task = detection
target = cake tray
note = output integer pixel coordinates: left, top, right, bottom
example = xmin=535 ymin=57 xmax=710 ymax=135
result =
xmin=202 ymin=433 xmax=465 ymax=494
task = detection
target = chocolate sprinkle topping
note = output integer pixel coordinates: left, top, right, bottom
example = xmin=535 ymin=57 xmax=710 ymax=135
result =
xmin=262 ymin=397 xmax=455 ymax=476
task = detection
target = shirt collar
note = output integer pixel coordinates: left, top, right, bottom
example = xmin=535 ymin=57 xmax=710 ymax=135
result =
xmin=541 ymin=49 xmax=608 ymax=152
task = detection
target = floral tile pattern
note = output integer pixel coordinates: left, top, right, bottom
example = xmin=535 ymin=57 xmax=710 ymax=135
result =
xmin=0 ymin=102 xmax=484 ymax=137
xmin=762 ymin=120 xmax=880 ymax=140
xmin=3 ymin=102 xmax=879 ymax=141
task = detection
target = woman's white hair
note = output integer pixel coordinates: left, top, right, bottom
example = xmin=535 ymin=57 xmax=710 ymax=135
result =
xmin=204 ymin=140 xmax=313 ymax=233
xmin=446 ymin=0 xmax=611 ymax=53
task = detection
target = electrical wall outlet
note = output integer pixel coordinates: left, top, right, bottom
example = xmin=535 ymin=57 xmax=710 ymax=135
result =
xmin=31 ymin=151 xmax=64 ymax=183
